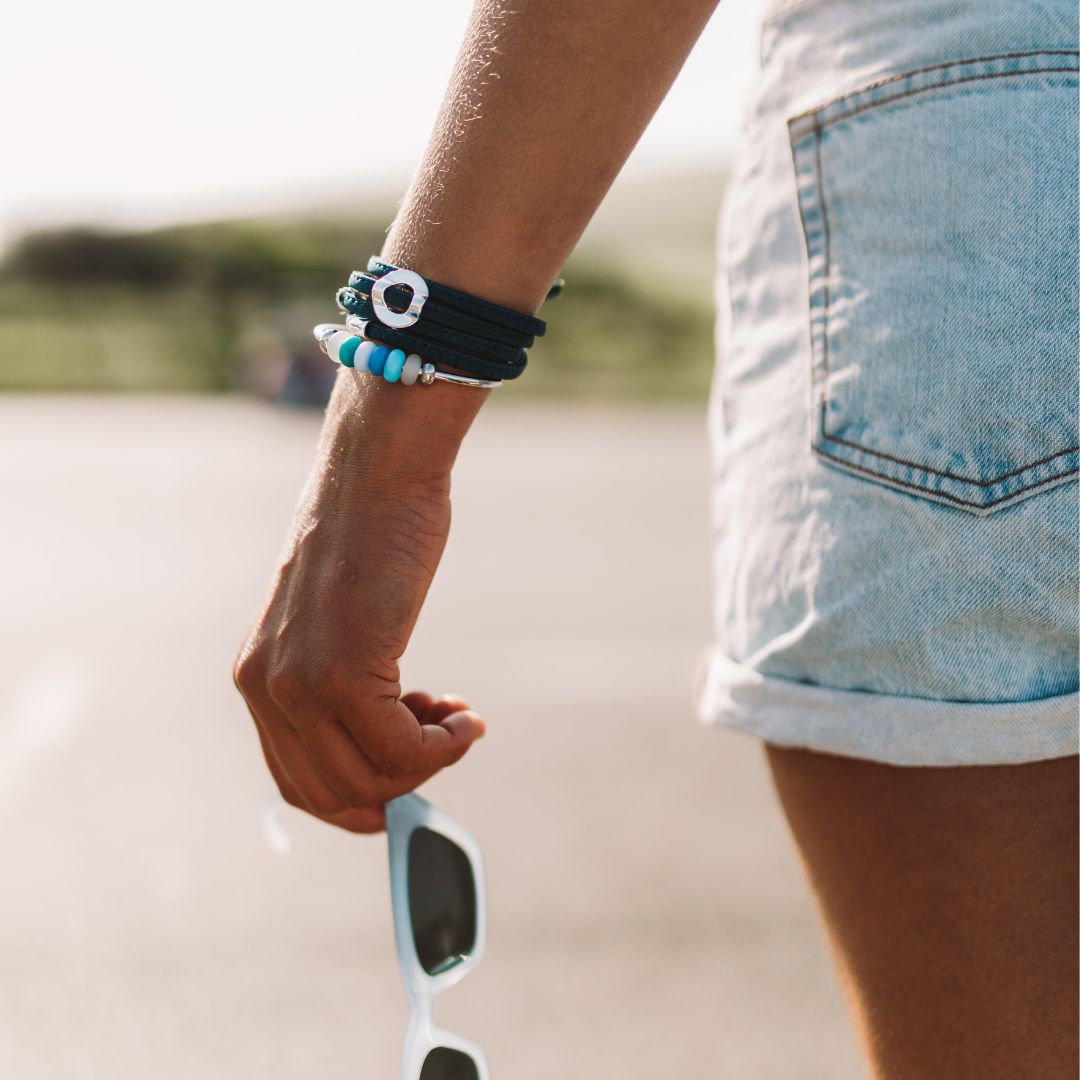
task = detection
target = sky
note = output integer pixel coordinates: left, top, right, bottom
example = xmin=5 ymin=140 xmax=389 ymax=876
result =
xmin=2 ymin=2 xmax=762 ymax=245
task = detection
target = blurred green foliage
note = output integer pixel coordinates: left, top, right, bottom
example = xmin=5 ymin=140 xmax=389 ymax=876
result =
xmin=0 ymin=213 xmax=716 ymax=398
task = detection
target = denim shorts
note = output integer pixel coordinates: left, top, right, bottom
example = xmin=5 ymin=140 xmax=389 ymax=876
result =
xmin=695 ymin=0 xmax=1079 ymax=765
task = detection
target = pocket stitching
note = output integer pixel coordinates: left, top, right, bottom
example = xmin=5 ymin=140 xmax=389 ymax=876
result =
xmin=793 ymin=56 xmax=1080 ymax=506
xmin=789 ymin=50 xmax=1080 ymax=125
xmin=815 ymin=447 xmax=1076 ymax=511
xmin=817 ymin=64 xmax=1080 ymax=131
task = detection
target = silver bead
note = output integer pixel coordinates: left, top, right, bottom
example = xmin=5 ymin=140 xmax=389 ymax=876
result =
xmin=419 ymin=362 xmax=437 ymax=385
xmin=344 ymin=314 xmax=368 ymax=337
xmin=312 ymin=323 xmax=342 ymax=342
xmin=312 ymin=323 xmax=345 ymax=355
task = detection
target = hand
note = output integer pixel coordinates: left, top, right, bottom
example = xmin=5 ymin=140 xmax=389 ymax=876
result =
xmin=234 ymin=375 xmax=488 ymax=833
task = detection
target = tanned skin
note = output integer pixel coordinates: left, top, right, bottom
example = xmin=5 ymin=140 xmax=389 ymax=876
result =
xmin=233 ymin=4 xmax=1079 ymax=1076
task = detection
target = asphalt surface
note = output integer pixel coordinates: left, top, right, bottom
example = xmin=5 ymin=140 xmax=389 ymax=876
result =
xmin=0 ymin=396 xmax=864 ymax=1079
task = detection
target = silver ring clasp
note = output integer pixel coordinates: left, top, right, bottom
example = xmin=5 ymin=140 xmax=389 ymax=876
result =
xmin=370 ymin=268 xmax=429 ymax=329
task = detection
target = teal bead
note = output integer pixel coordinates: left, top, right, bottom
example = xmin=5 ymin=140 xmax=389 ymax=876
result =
xmin=368 ymin=345 xmax=390 ymax=377
xmin=338 ymin=335 xmax=362 ymax=368
xmin=383 ymin=348 xmax=406 ymax=383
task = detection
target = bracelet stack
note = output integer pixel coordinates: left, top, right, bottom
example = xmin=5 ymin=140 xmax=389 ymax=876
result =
xmin=311 ymin=257 xmax=561 ymax=390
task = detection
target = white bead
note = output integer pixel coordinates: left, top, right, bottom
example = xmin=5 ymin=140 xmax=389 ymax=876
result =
xmin=326 ymin=331 xmax=353 ymax=364
xmin=353 ymin=340 xmax=376 ymax=374
xmin=400 ymin=353 xmax=423 ymax=386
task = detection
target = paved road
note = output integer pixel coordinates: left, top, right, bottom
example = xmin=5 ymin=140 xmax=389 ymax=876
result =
xmin=0 ymin=397 xmax=863 ymax=1079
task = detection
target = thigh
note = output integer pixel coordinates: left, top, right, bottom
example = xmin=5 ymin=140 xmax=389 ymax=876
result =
xmin=765 ymin=744 xmax=1078 ymax=1080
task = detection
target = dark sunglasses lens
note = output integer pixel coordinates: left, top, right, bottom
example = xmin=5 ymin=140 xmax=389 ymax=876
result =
xmin=408 ymin=826 xmax=477 ymax=975
xmin=419 ymin=1046 xmax=480 ymax=1080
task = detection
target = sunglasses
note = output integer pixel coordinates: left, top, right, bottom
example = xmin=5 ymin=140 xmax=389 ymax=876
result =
xmin=386 ymin=793 xmax=491 ymax=1080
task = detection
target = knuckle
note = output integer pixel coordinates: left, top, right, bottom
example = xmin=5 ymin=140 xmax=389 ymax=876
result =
xmin=378 ymin=759 xmax=408 ymax=781
xmin=260 ymin=652 xmax=350 ymax=714
xmin=264 ymin=667 xmax=303 ymax=712
xmin=232 ymin=650 xmax=266 ymax=699
xmin=279 ymin=786 xmax=305 ymax=811
xmin=339 ymin=780 xmax=382 ymax=809
xmin=304 ymin=661 xmax=355 ymax=709
xmin=313 ymin=761 xmax=377 ymax=808
xmin=269 ymin=657 xmax=352 ymax=712
xmin=308 ymin=791 xmax=347 ymax=817
xmin=282 ymin=776 xmax=346 ymax=817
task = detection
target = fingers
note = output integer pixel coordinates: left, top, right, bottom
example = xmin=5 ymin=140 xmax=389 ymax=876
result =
xmin=401 ymin=691 xmax=474 ymax=728
xmin=416 ymin=694 xmax=473 ymax=726
xmin=273 ymin=674 xmax=484 ymax=792
xmin=260 ymin=683 xmax=450 ymax=802
xmin=247 ymin=701 xmax=386 ymax=833
xmin=401 ymin=690 xmax=437 ymax=718
xmin=335 ymin=694 xmax=485 ymax=780
xmin=237 ymin=663 xmax=485 ymax=831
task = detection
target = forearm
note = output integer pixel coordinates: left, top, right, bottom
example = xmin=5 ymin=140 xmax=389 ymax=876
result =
xmin=331 ymin=0 xmax=718 ymax=474
xmin=385 ymin=0 xmax=719 ymax=313
xmin=240 ymin=1 xmax=720 ymax=827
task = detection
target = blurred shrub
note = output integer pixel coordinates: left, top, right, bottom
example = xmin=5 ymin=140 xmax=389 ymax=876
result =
xmin=525 ymin=262 xmax=714 ymax=397
xmin=5 ymin=228 xmax=184 ymax=287
xmin=0 ymin=219 xmax=714 ymax=399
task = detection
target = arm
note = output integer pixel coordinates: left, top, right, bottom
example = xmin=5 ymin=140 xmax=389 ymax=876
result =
xmin=234 ymin=0 xmax=720 ymax=832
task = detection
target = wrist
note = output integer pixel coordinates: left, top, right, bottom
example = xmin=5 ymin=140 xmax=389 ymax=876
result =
xmin=325 ymin=362 xmax=487 ymax=486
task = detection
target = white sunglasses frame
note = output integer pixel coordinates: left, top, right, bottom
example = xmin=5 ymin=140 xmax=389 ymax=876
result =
xmin=386 ymin=792 xmax=491 ymax=1080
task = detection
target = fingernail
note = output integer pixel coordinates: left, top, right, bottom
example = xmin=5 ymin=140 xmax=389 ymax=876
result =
xmin=446 ymin=710 xmax=486 ymax=739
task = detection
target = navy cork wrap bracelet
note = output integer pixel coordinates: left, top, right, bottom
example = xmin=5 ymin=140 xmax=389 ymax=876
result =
xmin=338 ymin=286 xmax=527 ymax=365
xmin=366 ymin=257 xmax=549 ymax=338
xmin=348 ymin=271 xmax=538 ymax=349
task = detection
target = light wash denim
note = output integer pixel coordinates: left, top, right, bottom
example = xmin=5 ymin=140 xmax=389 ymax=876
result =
xmin=695 ymin=0 xmax=1079 ymax=765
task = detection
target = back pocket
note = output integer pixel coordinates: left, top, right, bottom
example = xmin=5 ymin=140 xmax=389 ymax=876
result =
xmin=789 ymin=52 xmax=1079 ymax=515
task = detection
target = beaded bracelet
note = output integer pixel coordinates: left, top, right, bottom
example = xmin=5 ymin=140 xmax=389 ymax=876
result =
xmin=311 ymin=259 xmax=561 ymax=390
xmin=349 ymin=316 xmax=526 ymax=381
xmin=313 ymin=325 xmax=503 ymax=389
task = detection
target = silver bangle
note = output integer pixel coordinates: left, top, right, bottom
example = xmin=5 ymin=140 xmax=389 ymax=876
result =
xmin=420 ymin=364 xmax=502 ymax=389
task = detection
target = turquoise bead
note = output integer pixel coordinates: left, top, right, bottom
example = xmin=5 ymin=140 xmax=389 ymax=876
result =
xmin=383 ymin=348 xmax=406 ymax=383
xmin=338 ymin=336 xmax=361 ymax=368
xmin=368 ymin=345 xmax=390 ymax=377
